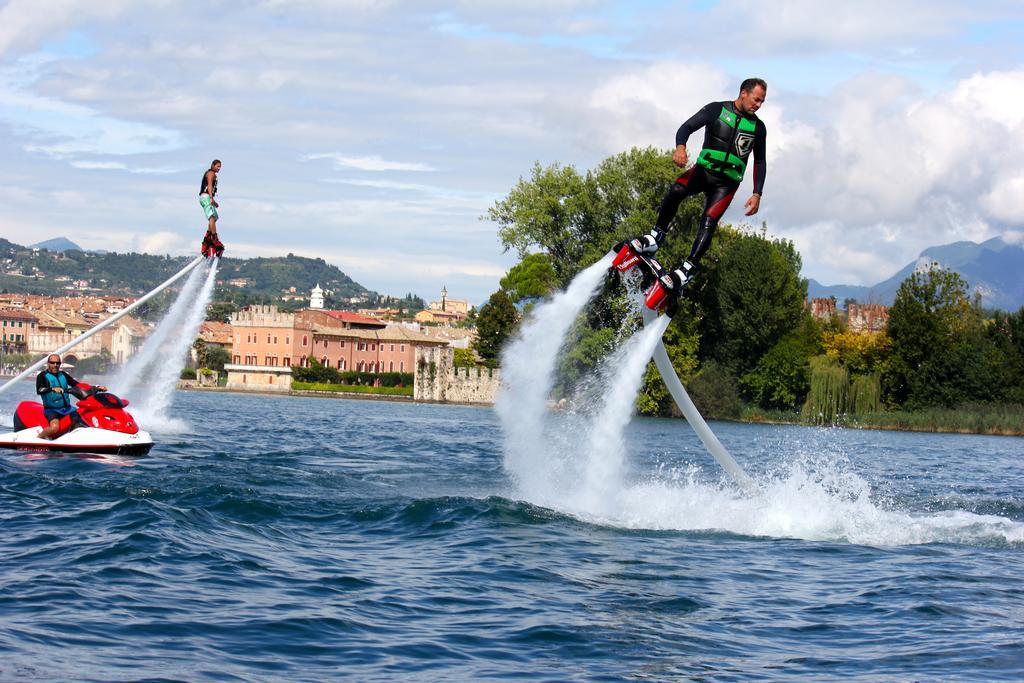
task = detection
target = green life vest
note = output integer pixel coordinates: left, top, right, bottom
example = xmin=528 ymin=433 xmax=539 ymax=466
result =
xmin=697 ymin=105 xmax=758 ymax=183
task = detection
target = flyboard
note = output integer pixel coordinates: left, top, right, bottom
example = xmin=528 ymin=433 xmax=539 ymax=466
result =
xmin=0 ymin=255 xmax=207 ymax=456
xmin=612 ymin=243 xmax=758 ymax=494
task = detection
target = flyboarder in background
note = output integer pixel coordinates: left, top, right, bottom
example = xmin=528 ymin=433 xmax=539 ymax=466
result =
xmin=200 ymin=159 xmax=225 ymax=257
xmin=616 ymin=78 xmax=767 ymax=312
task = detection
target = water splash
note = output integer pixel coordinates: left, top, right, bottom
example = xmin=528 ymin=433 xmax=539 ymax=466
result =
xmin=579 ymin=316 xmax=669 ymax=510
xmin=496 ymin=253 xmax=613 ymax=493
xmin=590 ymin=454 xmax=1024 ymax=546
xmin=114 ymin=259 xmax=218 ymax=431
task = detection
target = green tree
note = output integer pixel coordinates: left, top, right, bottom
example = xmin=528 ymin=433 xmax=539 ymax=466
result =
xmin=883 ymin=267 xmax=1005 ymax=408
xmin=453 ymin=347 xmax=477 ymax=368
xmin=205 ymin=345 xmax=231 ymax=372
xmin=474 ymin=290 xmax=519 ymax=367
xmin=500 ymin=252 xmax=557 ymax=303
xmin=696 ymin=230 xmax=808 ymax=376
xmin=207 ymin=301 xmax=239 ymax=323
xmin=489 ymin=148 xmax=684 ymax=285
xmin=742 ymin=316 xmax=822 ymax=410
xmin=687 ymin=361 xmax=742 ymax=419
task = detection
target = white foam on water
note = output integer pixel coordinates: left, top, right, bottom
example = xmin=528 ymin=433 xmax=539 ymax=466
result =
xmin=113 ymin=259 xmax=218 ymax=433
xmin=583 ymin=455 xmax=1024 ymax=547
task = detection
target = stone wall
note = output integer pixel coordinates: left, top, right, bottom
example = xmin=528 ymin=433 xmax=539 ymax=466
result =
xmin=847 ymin=303 xmax=890 ymax=333
xmin=414 ymin=345 xmax=500 ymax=404
xmin=224 ymin=363 xmax=293 ymax=392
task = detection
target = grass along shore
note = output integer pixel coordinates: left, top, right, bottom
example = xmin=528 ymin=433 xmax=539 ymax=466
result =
xmin=290 ymin=381 xmax=413 ymax=397
xmin=740 ymin=402 xmax=1024 ymax=436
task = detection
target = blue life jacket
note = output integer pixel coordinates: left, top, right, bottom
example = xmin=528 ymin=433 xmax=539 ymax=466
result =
xmin=42 ymin=371 xmax=72 ymax=411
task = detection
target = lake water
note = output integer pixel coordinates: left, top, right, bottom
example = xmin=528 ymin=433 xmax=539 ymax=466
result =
xmin=1 ymin=389 xmax=1022 ymax=681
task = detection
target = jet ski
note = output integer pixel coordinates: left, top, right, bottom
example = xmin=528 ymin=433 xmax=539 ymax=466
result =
xmin=0 ymin=391 xmax=154 ymax=456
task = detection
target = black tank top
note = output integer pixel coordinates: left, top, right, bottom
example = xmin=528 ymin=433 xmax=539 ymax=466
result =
xmin=200 ymin=170 xmax=218 ymax=196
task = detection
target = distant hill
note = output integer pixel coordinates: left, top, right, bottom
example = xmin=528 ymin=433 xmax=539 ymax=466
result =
xmin=30 ymin=237 xmax=85 ymax=252
xmin=808 ymin=236 xmax=1024 ymax=311
xmin=0 ymin=239 xmax=379 ymax=309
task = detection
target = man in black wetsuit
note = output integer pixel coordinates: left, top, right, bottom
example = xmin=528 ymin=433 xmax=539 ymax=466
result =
xmin=626 ymin=78 xmax=767 ymax=301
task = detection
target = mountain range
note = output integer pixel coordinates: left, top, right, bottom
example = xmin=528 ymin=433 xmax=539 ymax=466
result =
xmin=1 ymin=237 xmax=378 ymax=308
xmin=30 ymin=237 xmax=88 ymax=252
xmin=807 ymin=237 xmax=1024 ymax=311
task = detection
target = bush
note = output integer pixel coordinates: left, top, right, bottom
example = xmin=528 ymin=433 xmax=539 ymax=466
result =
xmin=688 ymin=361 xmax=742 ymax=419
xmin=180 ymin=368 xmax=197 ymax=380
xmin=291 ymin=381 xmax=413 ymax=396
xmin=292 ymin=359 xmax=341 ymax=383
xmin=453 ymin=347 xmax=476 ymax=368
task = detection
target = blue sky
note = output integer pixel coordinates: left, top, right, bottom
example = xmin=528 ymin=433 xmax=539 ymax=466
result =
xmin=1 ymin=0 xmax=1023 ymax=304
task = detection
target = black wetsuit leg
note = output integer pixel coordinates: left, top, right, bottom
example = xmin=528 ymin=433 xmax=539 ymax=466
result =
xmin=654 ymin=166 xmax=706 ymax=232
xmin=654 ymin=166 xmax=738 ymax=265
xmin=688 ymin=175 xmax=737 ymax=264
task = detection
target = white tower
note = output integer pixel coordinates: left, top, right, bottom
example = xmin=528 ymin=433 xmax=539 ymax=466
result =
xmin=310 ymin=283 xmax=325 ymax=309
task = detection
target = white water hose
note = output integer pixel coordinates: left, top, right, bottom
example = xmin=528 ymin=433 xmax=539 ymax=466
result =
xmin=641 ymin=306 xmax=758 ymax=494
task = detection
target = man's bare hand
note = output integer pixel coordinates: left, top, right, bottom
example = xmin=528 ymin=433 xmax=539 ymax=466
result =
xmin=744 ymin=194 xmax=761 ymax=216
xmin=672 ymin=145 xmax=688 ymax=168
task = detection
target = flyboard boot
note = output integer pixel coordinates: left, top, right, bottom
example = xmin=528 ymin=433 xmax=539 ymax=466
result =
xmin=612 ymin=229 xmax=690 ymax=315
xmin=201 ymin=230 xmax=225 ymax=258
xmin=642 ymin=261 xmax=695 ymax=317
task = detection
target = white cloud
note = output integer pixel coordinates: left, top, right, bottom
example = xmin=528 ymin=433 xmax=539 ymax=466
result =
xmin=0 ymin=0 xmax=137 ymax=57
xmin=586 ymin=62 xmax=730 ymax=153
xmin=70 ymin=160 xmax=126 ymax=170
xmin=304 ymin=153 xmax=436 ymax=172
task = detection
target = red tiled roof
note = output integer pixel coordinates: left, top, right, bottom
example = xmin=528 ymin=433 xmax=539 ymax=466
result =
xmin=0 ymin=309 xmax=37 ymax=321
xmin=320 ymin=310 xmax=381 ymax=325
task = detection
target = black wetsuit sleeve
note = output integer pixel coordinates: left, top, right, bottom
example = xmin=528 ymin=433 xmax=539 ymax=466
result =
xmin=36 ymin=373 xmax=50 ymax=396
xmin=63 ymin=372 xmax=89 ymax=399
xmin=752 ymin=119 xmax=767 ymax=196
xmin=675 ymin=102 xmax=719 ymax=146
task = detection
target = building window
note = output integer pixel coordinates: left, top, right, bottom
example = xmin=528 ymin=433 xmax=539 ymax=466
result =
xmin=389 ymin=361 xmax=394 ymax=372
xmin=390 ymin=344 xmax=395 ymax=352
xmin=284 ymin=357 xmax=290 ymax=366
xmin=401 ymin=344 xmax=405 ymax=352
xmin=267 ymin=335 xmax=271 ymax=344
xmin=285 ymin=337 xmax=290 ymax=345
xmin=302 ymin=335 xmax=308 ymax=346
xmin=234 ymin=355 xmax=240 ymax=363
xmin=273 ymin=336 xmax=277 ymax=344
xmin=400 ymin=361 xmax=404 ymax=372
xmin=340 ymin=341 xmax=345 ymax=348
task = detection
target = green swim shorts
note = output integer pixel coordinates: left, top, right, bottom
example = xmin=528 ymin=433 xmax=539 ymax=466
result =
xmin=200 ymin=194 xmax=218 ymax=220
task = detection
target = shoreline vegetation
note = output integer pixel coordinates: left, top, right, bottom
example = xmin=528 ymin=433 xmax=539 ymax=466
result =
xmin=740 ymin=403 xmax=1024 ymax=437
xmin=176 ymin=383 xmax=1024 ymax=437
xmin=290 ymin=380 xmax=413 ymax=397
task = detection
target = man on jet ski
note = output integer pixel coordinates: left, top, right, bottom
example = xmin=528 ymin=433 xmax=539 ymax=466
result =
xmin=36 ymin=355 xmax=107 ymax=440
